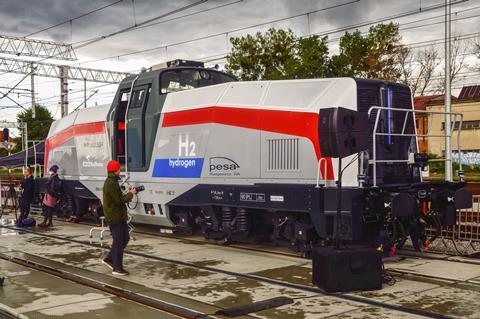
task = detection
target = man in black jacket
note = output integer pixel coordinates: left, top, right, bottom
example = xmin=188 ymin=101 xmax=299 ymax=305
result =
xmin=19 ymin=166 xmax=34 ymax=220
xmin=39 ymin=165 xmax=62 ymax=227
xmin=101 ymin=160 xmax=136 ymax=276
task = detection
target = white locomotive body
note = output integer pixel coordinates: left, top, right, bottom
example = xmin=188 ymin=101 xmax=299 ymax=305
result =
xmin=43 ymin=61 xmax=471 ymax=252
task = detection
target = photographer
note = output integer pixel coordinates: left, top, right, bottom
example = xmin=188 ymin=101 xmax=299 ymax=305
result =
xmin=19 ymin=166 xmax=34 ymax=220
xmin=101 ymin=160 xmax=136 ymax=276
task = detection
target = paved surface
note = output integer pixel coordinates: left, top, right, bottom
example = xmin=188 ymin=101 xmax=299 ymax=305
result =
xmin=0 ymin=258 xmax=180 ymax=319
xmin=0 ymin=215 xmax=480 ymax=318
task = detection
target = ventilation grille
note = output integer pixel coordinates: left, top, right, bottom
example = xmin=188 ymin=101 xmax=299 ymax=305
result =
xmin=267 ymin=138 xmax=299 ymax=171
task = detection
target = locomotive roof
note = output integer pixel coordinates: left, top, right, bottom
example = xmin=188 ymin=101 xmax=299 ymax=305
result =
xmin=120 ymin=66 xmax=236 ymax=87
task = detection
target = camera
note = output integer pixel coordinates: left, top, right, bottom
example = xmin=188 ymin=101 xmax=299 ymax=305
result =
xmin=135 ymin=185 xmax=145 ymax=192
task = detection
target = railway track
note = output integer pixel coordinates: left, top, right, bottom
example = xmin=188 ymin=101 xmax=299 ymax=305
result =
xmin=0 ymin=250 xmax=208 ymax=319
xmin=73 ymin=218 xmax=480 ymax=265
xmin=2 ymin=223 xmax=476 ymax=319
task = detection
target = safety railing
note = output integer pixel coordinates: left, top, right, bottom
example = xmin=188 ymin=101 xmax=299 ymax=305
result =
xmin=367 ymin=106 xmax=464 ymax=187
xmin=424 ymin=195 xmax=480 ymax=255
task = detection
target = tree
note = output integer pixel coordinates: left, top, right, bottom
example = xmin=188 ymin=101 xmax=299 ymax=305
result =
xmin=328 ymin=30 xmax=369 ymax=77
xmin=433 ymin=37 xmax=470 ymax=94
xmin=475 ymin=40 xmax=480 ymax=66
xmin=398 ymin=46 xmax=441 ymax=96
xmin=11 ymin=105 xmax=54 ymax=153
xmin=328 ymin=23 xmax=406 ymax=80
xmin=225 ymin=28 xmax=329 ymax=80
xmin=293 ymin=35 xmax=330 ymax=79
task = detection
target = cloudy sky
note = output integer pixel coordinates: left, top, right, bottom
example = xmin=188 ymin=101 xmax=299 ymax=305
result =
xmin=0 ymin=0 xmax=479 ymax=127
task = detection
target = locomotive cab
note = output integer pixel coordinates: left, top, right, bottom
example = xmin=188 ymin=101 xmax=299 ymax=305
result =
xmin=108 ymin=60 xmax=237 ymax=171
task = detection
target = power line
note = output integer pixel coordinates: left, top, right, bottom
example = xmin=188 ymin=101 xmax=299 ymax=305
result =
xmin=0 ymin=0 xmax=210 ymax=80
xmin=308 ymin=0 xmax=468 ymax=38
xmin=24 ymin=0 xmax=125 ymax=37
xmin=74 ymin=0 xmax=362 ymax=65
xmin=72 ymin=0 xmax=208 ymax=50
xmin=75 ymin=0 xmax=469 ymax=66
xmin=202 ymin=4 xmax=480 ymax=65
xmin=119 ymin=0 xmax=243 ymax=35
xmin=326 ymin=7 xmax=480 ymax=44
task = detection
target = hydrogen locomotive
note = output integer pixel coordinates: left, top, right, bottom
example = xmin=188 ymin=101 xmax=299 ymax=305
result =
xmin=44 ymin=60 xmax=472 ymax=253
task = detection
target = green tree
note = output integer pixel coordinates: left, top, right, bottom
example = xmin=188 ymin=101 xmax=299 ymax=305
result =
xmin=328 ymin=23 xmax=406 ymax=80
xmin=225 ymin=28 xmax=329 ymax=80
xmin=225 ymin=24 xmax=406 ymax=82
xmin=11 ymin=104 xmax=54 ymax=153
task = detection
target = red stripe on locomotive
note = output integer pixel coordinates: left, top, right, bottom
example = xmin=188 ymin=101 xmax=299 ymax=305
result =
xmin=162 ymin=106 xmax=334 ymax=180
xmin=44 ymin=122 xmax=106 ymax=169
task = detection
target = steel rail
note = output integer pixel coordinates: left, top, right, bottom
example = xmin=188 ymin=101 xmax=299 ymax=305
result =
xmin=0 ymin=251 xmax=212 ymax=319
xmin=0 ymin=224 xmax=462 ymax=319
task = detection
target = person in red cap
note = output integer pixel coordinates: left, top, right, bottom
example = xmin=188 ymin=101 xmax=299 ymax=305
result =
xmin=101 ymin=160 xmax=136 ymax=276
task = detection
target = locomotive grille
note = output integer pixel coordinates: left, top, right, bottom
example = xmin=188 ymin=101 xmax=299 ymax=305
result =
xmin=267 ymin=138 xmax=299 ymax=171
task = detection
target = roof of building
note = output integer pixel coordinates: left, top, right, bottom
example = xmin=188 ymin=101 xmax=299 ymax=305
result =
xmin=458 ymin=85 xmax=480 ymax=100
xmin=413 ymin=95 xmax=443 ymax=110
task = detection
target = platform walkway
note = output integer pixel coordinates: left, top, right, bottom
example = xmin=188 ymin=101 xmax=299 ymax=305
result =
xmin=0 ymin=219 xmax=479 ymax=318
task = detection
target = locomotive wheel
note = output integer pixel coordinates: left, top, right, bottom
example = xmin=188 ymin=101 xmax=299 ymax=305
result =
xmin=384 ymin=217 xmax=407 ymax=252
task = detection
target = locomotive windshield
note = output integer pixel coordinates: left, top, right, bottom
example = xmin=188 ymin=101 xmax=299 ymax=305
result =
xmin=160 ymin=68 xmax=236 ymax=94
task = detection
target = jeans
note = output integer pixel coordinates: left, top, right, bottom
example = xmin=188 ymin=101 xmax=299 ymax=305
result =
xmin=106 ymin=222 xmax=130 ymax=271
xmin=43 ymin=206 xmax=56 ymax=225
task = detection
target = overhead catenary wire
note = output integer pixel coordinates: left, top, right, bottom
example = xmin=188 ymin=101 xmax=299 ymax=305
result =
xmin=72 ymin=89 xmax=100 ymax=111
xmin=72 ymin=0 xmax=208 ymax=51
xmin=0 ymin=0 xmax=209 ymax=79
xmin=3 ymin=1 xmax=480 ymax=118
xmin=74 ymin=0 xmax=362 ymax=65
xmin=1 ymin=0 xmax=360 ymax=115
xmin=0 ymin=1 xmax=215 ymax=117
xmin=24 ymin=0 xmax=125 ymax=37
xmin=197 ymin=7 xmax=480 ymax=66
xmin=74 ymin=0 xmax=471 ymax=66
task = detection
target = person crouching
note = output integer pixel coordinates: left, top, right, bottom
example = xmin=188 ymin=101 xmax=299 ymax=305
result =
xmin=39 ymin=165 xmax=62 ymax=227
xmin=102 ymin=160 xmax=136 ymax=276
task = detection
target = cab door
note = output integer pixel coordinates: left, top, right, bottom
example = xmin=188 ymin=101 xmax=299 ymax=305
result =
xmin=126 ymin=85 xmax=151 ymax=171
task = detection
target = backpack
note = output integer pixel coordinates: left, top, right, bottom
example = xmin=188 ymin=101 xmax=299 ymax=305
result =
xmin=16 ymin=218 xmax=36 ymax=228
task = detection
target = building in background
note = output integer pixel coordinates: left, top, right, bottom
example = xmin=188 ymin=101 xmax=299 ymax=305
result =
xmin=414 ymin=95 xmax=442 ymax=153
xmin=426 ymin=85 xmax=480 ymax=166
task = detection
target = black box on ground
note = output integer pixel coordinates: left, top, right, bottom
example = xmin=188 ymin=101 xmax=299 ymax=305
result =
xmin=312 ymin=246 xmax=382 ymax=292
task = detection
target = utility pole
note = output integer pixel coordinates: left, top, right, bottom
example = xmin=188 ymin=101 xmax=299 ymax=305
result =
xmin=59 ymin=66 xmax=69 ymax=117
xmin=445 ymin=0 xmax=452 ymax=181
xmin=30 ymin=63 xmax=35 ymax=119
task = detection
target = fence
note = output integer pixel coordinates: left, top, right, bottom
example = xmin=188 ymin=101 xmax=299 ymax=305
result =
xmin=425 ymin=195 xmax=480 ymax=255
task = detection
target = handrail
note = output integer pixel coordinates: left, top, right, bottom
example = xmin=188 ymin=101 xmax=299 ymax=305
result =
xmin=367 ymin=106 xmax=464 ymax=187
xmin=123 ymin=75 xmax=139 ymax=178
xmin=315 ymin=157 xmax=328 ymax=188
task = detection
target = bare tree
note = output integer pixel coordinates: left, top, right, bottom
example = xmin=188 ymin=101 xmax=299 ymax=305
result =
xmin=434 ymin=37 xmax=470 ymax=93
xmin=398 ymin=47 xmax=415 ymax=89
xmin=416 ymin=47 xmax=441 ymax=96
xmin=398 ymin=46 xmax=441 ymax=96
xmin=450 ymin=37 xmax=469 ymax=84
xmin=474 ymin=39 xmax=480 ymax=70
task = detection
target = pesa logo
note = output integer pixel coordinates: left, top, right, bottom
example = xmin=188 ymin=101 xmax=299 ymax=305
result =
xmin=209 ymin=157 xmax=240 ymax=176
